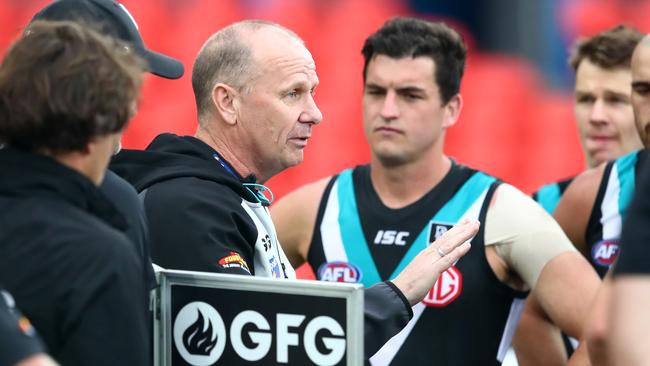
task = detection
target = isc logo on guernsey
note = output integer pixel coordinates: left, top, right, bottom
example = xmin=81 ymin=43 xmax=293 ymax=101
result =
xmin=374 ymin=230 xmax=409 ymax=245
xmin=317 ymin=262 xmax=362 ymax=283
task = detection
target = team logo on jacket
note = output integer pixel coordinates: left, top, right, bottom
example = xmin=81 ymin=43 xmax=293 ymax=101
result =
xmin=218 ymin=252 xmax=251 ymax=274
xmin=268 ymin=255 xmax=282 ymax=278
xmin=1 ymin=290 xmax=36 ymax=337
xmin=173 ymin=301 xmax=227 ymax=365
xmin=592 ymin=239 xmax=620 ymax=267
xmin=317 ymin=262 xmax=362 ymax=283
xmin=422 ymin=265 xmax=463 ymax=307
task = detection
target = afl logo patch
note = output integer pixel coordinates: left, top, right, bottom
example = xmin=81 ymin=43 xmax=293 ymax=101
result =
xmin=317 ymin=262 xmax=362 ymax=283
xmin=422 ymin=266 xmax=463 ymax=307
xmin=592 ymin=239 xmax=620 ymax=267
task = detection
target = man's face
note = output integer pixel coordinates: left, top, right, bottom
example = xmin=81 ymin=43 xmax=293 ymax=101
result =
xmin=362 ymin=55 xmax=458 ymax=166
xmin=574 ymin=59 xmax=641 ymax=167
xmin=236 ymin=29 xmax=322 ymax=182
xmin=631 ymin=44 xmax=650 ymax=147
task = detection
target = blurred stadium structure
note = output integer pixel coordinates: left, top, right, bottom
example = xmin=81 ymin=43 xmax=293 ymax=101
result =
xmin=1 ymin=0 xmax=647 ymax=277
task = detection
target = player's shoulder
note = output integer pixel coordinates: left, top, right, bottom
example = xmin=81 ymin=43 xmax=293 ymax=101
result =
xmin=561 ymin=163 xmax=607 ymax=206
xmin=551 ymin=163 xmax=606 ymax=249
xmin=488 ymin=184 xmax=560 ymax=228
xmin=271 ymin=175 xmax=336 ymax=233
xmin=491 ymin=183 xmax=533 ymax=206
xmin=277 ymin=175 xmax=334 ymax=205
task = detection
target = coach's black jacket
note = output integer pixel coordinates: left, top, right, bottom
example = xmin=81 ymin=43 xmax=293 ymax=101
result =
xmin=0 ymin=148 xmax=149 ymax=366
xmin=111 ymin=133 xmax=282 ymax=277
xmin=112 ymin=133 xmax=413 ymax=357
xmin=0 ymin=287 xmax=44 ymax=365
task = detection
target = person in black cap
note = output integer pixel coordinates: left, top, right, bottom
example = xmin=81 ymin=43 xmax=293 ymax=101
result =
xmin=0 ymin=20 xmax=148 ymax=366
xmin=31 ymin=0 xmax=185 ymax=294
xmin=32 ymin=0 xmax=183 ymax=79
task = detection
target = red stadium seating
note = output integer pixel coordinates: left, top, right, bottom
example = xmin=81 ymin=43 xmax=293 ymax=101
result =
xmin=0 ymin=0 xmax=604 ymax=280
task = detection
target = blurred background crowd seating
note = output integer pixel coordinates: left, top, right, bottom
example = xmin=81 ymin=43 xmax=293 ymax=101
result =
xmin=2 ymin=0 xmax=648 ymax=278
xmin=4 ymin=0 xmax=650 ymax=194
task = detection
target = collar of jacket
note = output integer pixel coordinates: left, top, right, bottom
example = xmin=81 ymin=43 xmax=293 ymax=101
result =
xmin=0 ymin=148 xmax=127 ymax=230
xmin=111 ymin=133 xmax=260 ymax=203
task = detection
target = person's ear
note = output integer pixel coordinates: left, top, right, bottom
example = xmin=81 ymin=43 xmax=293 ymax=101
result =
xmin=441 ymin=94 xmax=463 ymax=129
xmin=79 ymin=142 xmax=92 ymax=155
xmin=211 ymin=83 xmax=239 ymax=126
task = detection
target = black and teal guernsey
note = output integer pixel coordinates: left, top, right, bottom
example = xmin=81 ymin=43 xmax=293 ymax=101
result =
xmin=586 ymin=150 xmax=647 ymax=277
xmin=308 ymin=163 xmax=528 ymax=365
xmin=533 ymin=177 xmax=575 ymax=214
xmin=615 ymin=152 xmax=650 ymax=275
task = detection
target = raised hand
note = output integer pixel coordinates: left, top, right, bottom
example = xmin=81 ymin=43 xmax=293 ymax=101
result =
xmin=392 ymin=218 xmax=478 ymax=306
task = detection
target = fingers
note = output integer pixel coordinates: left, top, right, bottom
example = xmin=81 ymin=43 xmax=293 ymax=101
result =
xmin=392 ymin=220 xmax=477 ymax=307
xmin=434 ymin=219 xmax=479 ymax=256
xmin=436 ymin=242 xmax=471 ymax=271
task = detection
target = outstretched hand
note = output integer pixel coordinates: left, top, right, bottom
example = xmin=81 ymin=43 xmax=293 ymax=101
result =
xmin=392 ymin=218 xmax=478 ymax=306
xmin=16 ymin=354 xmax=59 ymax=366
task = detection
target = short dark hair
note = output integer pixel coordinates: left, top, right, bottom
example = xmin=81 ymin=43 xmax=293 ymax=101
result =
xmin=0 ymin=20 xmax=145 ymax=153
xmin=361 ymin=17 xmax=467 ymax=104
xmin=569 ymin=25 xmax=643 ymax=71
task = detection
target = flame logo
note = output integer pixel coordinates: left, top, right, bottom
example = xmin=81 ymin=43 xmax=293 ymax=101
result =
xmin=182 ymin=309 xmax=218 ymax=356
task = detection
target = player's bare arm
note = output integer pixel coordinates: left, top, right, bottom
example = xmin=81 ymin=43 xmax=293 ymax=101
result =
xmin=272 ymin=177 xmax=330 ymax=268
xmin=553 ymin=164 xmax=607 ymax=256
xmin=485 ymin=184 xmax=601 ymax=364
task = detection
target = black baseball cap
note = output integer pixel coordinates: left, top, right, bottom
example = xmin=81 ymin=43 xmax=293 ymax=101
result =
xmin=32 ymin=0 xmax=184 ymax=79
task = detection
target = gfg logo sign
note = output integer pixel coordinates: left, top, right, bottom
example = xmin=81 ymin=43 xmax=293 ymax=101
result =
xmin=173 ymin=302 xmax=346 ymax=365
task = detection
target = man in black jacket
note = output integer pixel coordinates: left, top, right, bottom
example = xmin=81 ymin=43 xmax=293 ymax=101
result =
xmin=0 ymin=21 xmax=149 ymax=366
xmin=31 ymin=0 xmax=185 ymax=293
xmin=112 ymin=19 xmax=477 ymax=356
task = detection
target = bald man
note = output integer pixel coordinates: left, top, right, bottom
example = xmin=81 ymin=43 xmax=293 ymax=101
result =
xmin=111 ymin=20 xmax=476 ymax=358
